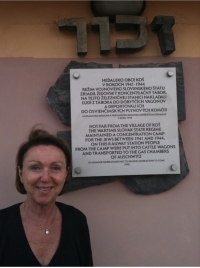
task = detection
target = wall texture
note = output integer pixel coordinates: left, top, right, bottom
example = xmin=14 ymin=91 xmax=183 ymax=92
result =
xmin=0 ymin=1 xmax=200 ymax=266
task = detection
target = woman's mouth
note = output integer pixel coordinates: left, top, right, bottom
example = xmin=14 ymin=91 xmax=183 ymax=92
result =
xmin=37 ymin=187 xmax=52 ymax=192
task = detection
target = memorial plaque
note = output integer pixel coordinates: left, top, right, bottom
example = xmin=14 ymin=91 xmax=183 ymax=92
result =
xmin=70 ymin=68 xmax=180 ymax=177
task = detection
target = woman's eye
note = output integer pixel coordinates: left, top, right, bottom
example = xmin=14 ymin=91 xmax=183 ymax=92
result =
xmin=29 ymin=165 xmax=42 ymax=171
xmin=51 ymin=166 xmax=61 ymax=172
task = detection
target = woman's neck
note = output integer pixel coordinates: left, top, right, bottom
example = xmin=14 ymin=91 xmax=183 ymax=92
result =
xmin=23 ymin=199 xmax=57 ymax=220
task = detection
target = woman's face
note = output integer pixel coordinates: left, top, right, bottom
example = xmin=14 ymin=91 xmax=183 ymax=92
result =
xmin=18 ymin=145 xmax=68 ymax=206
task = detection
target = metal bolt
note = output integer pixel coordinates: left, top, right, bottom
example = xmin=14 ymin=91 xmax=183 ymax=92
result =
xmin=73 ymin=72 xmax=80 ymax=79
xmin=167 ymin=70 xmax=174 ymax=77
xmin=170 ymin=164 xmax=178 ymax=171
xmin=75 ymin=167 xmax=81 ymax=174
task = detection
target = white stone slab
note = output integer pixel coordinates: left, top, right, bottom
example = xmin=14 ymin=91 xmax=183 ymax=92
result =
xmin=70 ymin=68 xmax=180 ymax=177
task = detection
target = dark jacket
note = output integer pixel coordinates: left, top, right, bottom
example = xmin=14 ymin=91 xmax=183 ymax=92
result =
xmin=0 ymin=202 xmax=93 ymax=266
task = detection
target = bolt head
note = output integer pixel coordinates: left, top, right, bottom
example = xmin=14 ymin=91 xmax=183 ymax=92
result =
xmin=170 ymin=164 xmax=178 ymax=171
xmin=75 ymin=167 xmax=81 ymax=174
xmin=73 ymin=72 xmax=80 ymax=79
xmin=167 ymin=70 xmax=174 ymax=77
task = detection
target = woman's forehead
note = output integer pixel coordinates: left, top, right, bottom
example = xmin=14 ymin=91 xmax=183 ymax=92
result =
xmin=24 ymin=145 xmax=66 ymax=161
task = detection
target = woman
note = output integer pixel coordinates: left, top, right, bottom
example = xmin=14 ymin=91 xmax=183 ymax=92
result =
xmin=0 ymin=128 xmax=93 ymax=266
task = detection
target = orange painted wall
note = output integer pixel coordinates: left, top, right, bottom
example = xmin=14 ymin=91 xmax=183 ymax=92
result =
xmin=0 ymin=1 xmax=200 ymax=266
xmin=0 ymin=1 xmax=200 ymax=58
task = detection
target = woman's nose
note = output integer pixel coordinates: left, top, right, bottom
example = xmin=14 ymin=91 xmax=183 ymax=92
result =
xmin=40 ymin=168 xmax=51 ymax=182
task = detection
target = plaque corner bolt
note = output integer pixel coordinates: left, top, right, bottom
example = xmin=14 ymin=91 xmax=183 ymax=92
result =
xmin=167 ymin=70 xmax=174 ymax=77
xmin=73 ymin=72 xmax=80 ymax=79
xmin=75 ymin=167 xmax=81 ymax=174
xmin=170 ymin=164 xmax=178 ymax=171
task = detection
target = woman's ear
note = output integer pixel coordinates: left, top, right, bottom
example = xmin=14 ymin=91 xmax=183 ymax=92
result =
xmin=18 ymin=166 xmax=23 ymax=183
